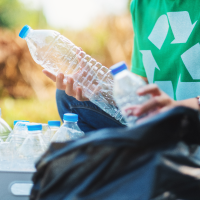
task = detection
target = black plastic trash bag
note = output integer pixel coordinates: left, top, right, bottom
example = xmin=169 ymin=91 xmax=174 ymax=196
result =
xmin=30 ymin=107 xmax=200 ymax=200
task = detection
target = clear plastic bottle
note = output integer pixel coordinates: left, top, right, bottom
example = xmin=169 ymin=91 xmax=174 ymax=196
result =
xmin=19 ymin=25 xmax=125 ymax=124
xmin=13 ymin=120 xmax=29 ymax=126
xmin=0 ymin=108 xmax=12 ymax=141
xmin=6 ymin=120 xmax=29 ymax=141
xmin=0 ymin=142 xmax=13 ymax=170
xmin=51 ymin=114 xmax=84 ymax=142
xmin=6 ymin=121 xmax=29 ymax=155
xmin=18 ymin=124 xmax=47 ymax=171
xmin=48 ymin=120 xmax=61 ymax=139
xmin=3 ymin=121 xmax=30 ymax=171
xmin=41 ymin=123 xmax=52 ymax=145
xmin=110 ymin=62 xmax=150 ymax=126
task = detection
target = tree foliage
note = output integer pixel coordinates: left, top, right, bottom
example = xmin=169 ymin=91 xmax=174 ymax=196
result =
xmin=0 ymin=0 xmax=21 ymax=28
xmin=0 ymin=0 xmax=47 ymax=29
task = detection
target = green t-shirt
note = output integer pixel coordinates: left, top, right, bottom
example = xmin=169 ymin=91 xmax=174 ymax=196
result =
xmin=130 ymin=0 xmax=200 ymax=100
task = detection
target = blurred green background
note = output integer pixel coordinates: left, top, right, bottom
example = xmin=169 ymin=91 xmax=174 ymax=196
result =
xmin=0 ymin=0 xmax=133 ymax=128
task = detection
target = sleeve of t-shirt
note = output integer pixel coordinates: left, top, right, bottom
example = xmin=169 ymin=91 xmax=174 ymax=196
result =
xmin=130 ymin=0 xmax=147 ymax=78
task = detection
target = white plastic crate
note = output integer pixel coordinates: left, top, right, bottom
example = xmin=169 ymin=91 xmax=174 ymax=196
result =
xmin=0 ymin=170 xmax=34 ymax=200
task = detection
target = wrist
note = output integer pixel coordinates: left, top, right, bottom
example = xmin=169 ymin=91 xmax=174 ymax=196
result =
xmin=196 ymin=96 xmax=200 ymax=110
xmin=177 ymin=98 xmax=199 ymax=110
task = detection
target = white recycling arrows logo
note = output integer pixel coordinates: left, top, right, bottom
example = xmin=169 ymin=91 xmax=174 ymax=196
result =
xmin=140 ymin=11 xmax=200 ymax=100
xmin=148 ymin=14 xmax=169 ymax=50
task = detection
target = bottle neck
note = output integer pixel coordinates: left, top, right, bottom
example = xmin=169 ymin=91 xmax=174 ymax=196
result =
xmin=28 ymin=130 xmax=42 ymax=135
xmin=114 ymin=70 xmax=128 ymax=79
xmin=63 ymin=121 xmax=77 ymax=125
xmin=49 ymin=126 xmax=60 ymax=128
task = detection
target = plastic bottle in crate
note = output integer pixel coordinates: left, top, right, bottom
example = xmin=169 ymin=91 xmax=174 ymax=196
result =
xmin=0 ymin=142 xmax=12 ymax=170
xmin=18 ymin=124 xmax=47 ymax=171
xmin=48 ymin=120 xmax=61 ymax=139
xmin=0 ymin=108 xmax=12 ymax=141
xmin=6 ymin=120 xmax=29 ymax=142
xmin=41 ymin=123 xmax=52 ymax=145
xmin=6 ymin=121 xmax=30 ymax=170
xmin=19 ymin=25 xmax=125 ymax=124
xmin=51 ymin=114 xmax=84 ymax=142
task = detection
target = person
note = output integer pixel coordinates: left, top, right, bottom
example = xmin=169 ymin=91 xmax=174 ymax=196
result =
xmin=43 ymin=0 xmax=200 ymax=132
xmin=123 ymin=0 xmax=200 ymax=117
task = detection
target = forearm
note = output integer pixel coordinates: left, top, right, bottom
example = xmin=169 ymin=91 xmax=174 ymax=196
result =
xmin=177 ymin=98 xmax=199 ymax=110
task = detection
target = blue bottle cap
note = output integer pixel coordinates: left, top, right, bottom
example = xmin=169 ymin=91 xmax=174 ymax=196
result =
xmin=14 ymin=120 xmax=29 ymax=126
xmin=27 ymin=124 xmax=42 ymax=131
xmin=110 ymin=61 xmax=128 ymax=76
xmin=63 ymin=113 xmax=78 ymax=122
xmin=19 ymin=25 xmax=31 ymax=39
xmin=48 ymin=121 xmax=61 ymax=127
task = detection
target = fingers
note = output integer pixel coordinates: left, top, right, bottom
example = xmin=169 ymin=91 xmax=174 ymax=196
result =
xmin=133 ymin=97 xmax=161 ymax=116
xmin=43 ymin=68 xmax=88 ymax=101
xmin=76 ymin=87 xmax=88 ymax=101
xmin=76 ymin=87 xmax=82 ymax=101
xmin=56 ymin=73 xmax=66 ymax=90
xmin=76 ymin=87 xmax=89 ymax=101
xmin=135 ymin=109 xmax=160 ymax=124
xmin=125 ymin=94 xmax=173 ymax=117
xmin=65 ymin=77 xmax=75 ymax=96
xmin=137 ymin=84 xmax=162 ymax=97
xmin=42 ymin=69 xmax=56 ymax=82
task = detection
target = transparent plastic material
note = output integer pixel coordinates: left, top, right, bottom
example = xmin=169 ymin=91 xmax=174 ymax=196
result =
xmin=0 ymin=108 xmax=12 ymax=141
xmin=0 ymin=142 xmax=13 ymax=170
xmin=41 ymin=123 xmax=52 ymax=145
xmin=48 ymin=121 xmax=60 ymax=139
xmin=6 ymin=121 xmax=29 ymax=143
xmin=112 ymin=67 xmax=150 ymax=126
xmin=50 ymin=126 xmax=59 ymax=138
xmin=18 ymin=124 xmax=47 ymax=171
xmin=51 ymin=114 xmax=84 ymax=142
xmin=51 ymin=122 xmax=84 ymax=142
xmin=5 ymin=122 xmax=29 ymax=170
xmin=21 ymin=26 xmax=125 ymax=124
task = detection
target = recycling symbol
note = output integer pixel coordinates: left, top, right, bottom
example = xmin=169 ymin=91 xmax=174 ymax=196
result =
xmin=140 ymin=11 xmax=200 ymax=100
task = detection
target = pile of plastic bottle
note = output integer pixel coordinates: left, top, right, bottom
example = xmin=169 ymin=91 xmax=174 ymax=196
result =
xmin=0 ymin=109 xmax=84 ymax=172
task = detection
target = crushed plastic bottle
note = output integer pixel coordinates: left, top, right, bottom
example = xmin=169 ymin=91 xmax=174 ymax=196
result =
xmin=0 ymin=108 xmax=12 ymax=141
xmin=48 ymin=121 xmax=61 ymax=139
xmin=51 ymin=114 xmax=84 ymax=142
xmin=18 ymin=124 xmax=47 ymax=171
xmin=110 ymin=62 xmax=150 ymax=126
xmin=19 ymin=25 xmax=125 ymax=124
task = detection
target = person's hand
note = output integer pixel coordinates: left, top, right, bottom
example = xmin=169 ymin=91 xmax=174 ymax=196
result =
xmin=42 ymin=70 xmax=89 ymax=101
xmin=124 ymin=84 xmax=199 ymax=119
